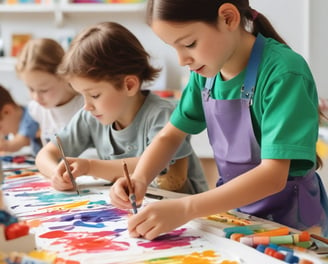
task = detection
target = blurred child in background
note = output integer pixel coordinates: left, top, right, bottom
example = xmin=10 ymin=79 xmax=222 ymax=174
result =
xmin=0 ymin=84 xmax=41 ymax=156
xmin=16 ymin=38 xmax=84 ymax=146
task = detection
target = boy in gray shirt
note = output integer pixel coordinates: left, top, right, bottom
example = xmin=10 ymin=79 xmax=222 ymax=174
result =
xmin=36 ymin=22 xmax=208 ymax=194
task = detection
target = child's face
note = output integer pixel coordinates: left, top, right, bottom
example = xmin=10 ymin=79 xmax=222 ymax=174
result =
xmin=151 ymin=20 xmax=236 ymax=78
xmin=20 ymin=70 xmax=70 ymax=108
xmin=69 ymin=77 xmax=130 ymax=126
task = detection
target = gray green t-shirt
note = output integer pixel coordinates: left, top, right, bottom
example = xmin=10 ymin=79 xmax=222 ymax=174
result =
xmin=171 ymin=37 xmax=318 ymax=176
xmin=54 ymin=91 xmax=208 ymax=194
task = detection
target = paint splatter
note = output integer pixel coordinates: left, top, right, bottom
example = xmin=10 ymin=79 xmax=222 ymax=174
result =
xmin=24 ymin=205 xmax=128 ymax=231
xmin=3 ymin=173 xmax=243 ymax=263
xmin=115 ymin=250 xmax=239 ymax=264
xmin=137 ymin=229 xmax=200 ymax=250
xmin=39 ymin=230 xmax=130 ymax=255
xmin=140 ymin=251 xmax=219 ymax=264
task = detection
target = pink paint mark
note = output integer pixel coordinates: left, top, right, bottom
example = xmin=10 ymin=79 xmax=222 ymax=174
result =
xmin=137 ymin=228 xmax=200 ymax=250
xmin=8 ymin=181 xmax=51 ymax=191
xmin=39 ymin=230 xmax=130 ymax=255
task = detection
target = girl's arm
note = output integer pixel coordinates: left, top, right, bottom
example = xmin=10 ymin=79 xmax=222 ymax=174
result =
xmin=128 ymin=158 xmax=290 ymax=240
xmin=185 ymin=159 xmax=290 ymax=218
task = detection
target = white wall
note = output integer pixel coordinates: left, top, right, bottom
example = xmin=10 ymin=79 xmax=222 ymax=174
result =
xmin=250 ymin=0 xmax=327 ymax=98
xmin=250 ymin=0 xmax=309 ymax=58
xmin=0 ymin=10 xmax=184 ymax=106
xmin=308 ymin=1 xmax=328 ymax=98
xmin=0 ymin=0 xmax=327 ymax=107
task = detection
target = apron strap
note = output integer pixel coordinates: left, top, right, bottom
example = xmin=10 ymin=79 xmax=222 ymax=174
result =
xmin=205 ymin=77 xmax=215 ymax=90
xmin=204 ymin=77 xmax=215 ymax=101
xmin=241 ymin=34 xmax=266 ymax=103
xmin=204 ymin=34 xmax=266 ymax=103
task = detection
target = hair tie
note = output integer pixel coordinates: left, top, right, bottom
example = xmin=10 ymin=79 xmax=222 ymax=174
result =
xmin=251 ymin=8 xmax=259 ymax=21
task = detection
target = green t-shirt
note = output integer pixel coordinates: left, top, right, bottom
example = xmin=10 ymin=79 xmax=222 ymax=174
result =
xmin=171 ymin=37 xmax=319 ymax=176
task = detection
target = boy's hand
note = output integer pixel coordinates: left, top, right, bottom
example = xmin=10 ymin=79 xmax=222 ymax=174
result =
xmin=51 ymin=157 xmax=90 ymax=191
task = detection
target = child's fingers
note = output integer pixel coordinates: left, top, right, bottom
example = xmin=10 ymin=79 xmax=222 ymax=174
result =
xmin=110 ymin=180 xmax=131 ymax=208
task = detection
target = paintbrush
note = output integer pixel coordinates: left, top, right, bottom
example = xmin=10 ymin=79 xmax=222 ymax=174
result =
xmin=122 ymin=160 xmax=138 ymax=214
xmin=55 ymin=135 xmax=80 ymax=196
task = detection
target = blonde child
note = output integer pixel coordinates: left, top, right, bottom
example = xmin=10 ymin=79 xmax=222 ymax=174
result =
xmin=0 ymin=84 xmax=41 ymax=155
xmin=15 ymin=38 xmax=84 ymax=145
xmin=35 ymin=22 xmax=208 ymax=195
xmin=110 ymin=0 xmax=328 ymax=239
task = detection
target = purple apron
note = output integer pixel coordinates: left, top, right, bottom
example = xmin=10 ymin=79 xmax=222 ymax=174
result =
xmin=202 ymin=34 xmax=328 ymax=233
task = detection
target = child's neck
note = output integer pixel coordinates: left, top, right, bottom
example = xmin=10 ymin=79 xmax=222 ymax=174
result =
xmin=113 ymin=91 xmax=147 ymax=130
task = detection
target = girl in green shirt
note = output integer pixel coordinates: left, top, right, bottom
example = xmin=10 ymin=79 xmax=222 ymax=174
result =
xmin=110 ymin=0 xmax=328 ymax=239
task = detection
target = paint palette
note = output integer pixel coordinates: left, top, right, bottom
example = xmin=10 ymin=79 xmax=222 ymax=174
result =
xmin=1 ymin=173 xmax=324 ymax=264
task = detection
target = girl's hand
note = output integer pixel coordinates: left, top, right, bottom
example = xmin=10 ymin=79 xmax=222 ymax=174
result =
xmin=51 ymin=157 xmax=90 ymax=191
xmin=110 ymin=176 xmax=147 ymax=210
xmin=128 ymin=198 xmax=190 ymax=240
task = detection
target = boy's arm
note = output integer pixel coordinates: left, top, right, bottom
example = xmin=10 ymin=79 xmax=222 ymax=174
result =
xmin=0 ymin=134 xmax=30 ymax=153
xmin=35 ymin=141 xmax=62 ymax=179
xmin=86 ymin=157 xmax=140 ymax=182
xmin=69 ymin=156 xmax=187 ymax=188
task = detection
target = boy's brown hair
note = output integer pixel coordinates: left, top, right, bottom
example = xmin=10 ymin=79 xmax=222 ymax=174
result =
xmin=58 ymin=21 xmax=160 ymax=89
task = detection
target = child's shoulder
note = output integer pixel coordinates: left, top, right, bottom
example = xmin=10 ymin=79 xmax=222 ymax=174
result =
xmin=145 ymin=90 xmax=176 ymax=109
xmin=140 ymin=91 xmax=176 ymax=119
xmin=263 ymin=38 xmax=308 ymax=70
xmin=262 ymin=38 xmax=311 ymax=78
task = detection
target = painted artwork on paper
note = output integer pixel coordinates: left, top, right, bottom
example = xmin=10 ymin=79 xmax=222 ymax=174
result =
xmin=1 ymin=172 xmax=247 ymax=263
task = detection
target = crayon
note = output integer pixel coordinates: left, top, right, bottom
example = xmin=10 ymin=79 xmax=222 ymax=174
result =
xmin=145 ymin=193 xmax=163 ymax=200
xmin=250 ymin=226 xmax=290 ymax=237
xmin=223 ymin=226 xmax=255 ymax=238
xmin=240 ymin=231 xmax=310 ymax=247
